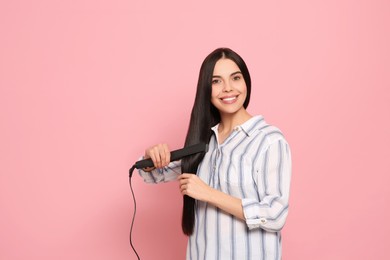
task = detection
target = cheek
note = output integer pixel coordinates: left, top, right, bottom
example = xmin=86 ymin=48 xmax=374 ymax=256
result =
xmin=238 ymin=84 xmax=248 ymax=103
xmin=243 ymin=82 xmax=248 ymax=93
xmin=242 ymin=86 xmax=247 ymax=96
xmin=236 ymin=82 xmax=247 ymax=95
xmin=211 ymin=86 xmax=219 ymax=99
xmin=210 ymin=88 xmax=220 ymax=106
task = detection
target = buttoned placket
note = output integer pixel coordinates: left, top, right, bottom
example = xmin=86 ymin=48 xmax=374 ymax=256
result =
xmin=210 ymin=126 xmax=242 ymax=189
xmin=211 ymin=144 xmax=221 ymax=189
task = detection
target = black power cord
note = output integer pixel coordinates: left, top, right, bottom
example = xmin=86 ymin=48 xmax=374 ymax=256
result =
xmin=127 ymin=143 xmax=208 ymax=259
xmin=128 ymin=165 xmax=140 ymax=260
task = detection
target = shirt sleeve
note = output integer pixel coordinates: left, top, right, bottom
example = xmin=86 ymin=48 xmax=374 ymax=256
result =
xmin=137 ymin=158 xmax=182 ymax=184
xmin=242 ymin=138 xmax=292 ymax=232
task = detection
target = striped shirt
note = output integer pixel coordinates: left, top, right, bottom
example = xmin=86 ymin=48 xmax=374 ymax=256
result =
xmin=139 ymin=115 xmax=292 ymax=260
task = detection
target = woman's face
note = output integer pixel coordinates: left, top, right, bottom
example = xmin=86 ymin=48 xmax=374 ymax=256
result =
xmin=211 ymin=58 xmax=247 ymax=116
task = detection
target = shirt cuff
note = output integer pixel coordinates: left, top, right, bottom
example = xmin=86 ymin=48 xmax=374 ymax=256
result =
xmin=242 ymin=198 xmax=268 ymax=230
xmin=137 ymin=157 xmax=181 ymax=184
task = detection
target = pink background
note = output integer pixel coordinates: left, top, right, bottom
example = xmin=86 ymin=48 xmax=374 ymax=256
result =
xmin=1 ymin=0 xmax=389 ymax=259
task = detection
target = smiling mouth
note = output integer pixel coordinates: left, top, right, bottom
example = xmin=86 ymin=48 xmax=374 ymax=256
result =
xmin=221 ymin=96 xmax=238 ymax=101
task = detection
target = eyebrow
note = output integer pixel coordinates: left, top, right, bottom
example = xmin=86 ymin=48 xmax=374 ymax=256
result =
xmin=212 ymin=71 xmax=242 ymax=78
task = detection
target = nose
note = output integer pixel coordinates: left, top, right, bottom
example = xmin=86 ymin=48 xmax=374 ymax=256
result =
xmin=223 ymin=81 xmax=233 ymax=92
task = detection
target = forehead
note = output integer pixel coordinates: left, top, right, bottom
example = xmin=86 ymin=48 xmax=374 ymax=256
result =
xmin=213 ymin=58 xmax=240 ymax=76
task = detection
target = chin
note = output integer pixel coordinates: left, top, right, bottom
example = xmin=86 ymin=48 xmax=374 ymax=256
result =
xmin=218 ymin=106 xmax=245 ymax=115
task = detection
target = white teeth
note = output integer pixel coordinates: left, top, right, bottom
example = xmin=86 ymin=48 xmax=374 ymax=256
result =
xmin=222 ymin=96 xmax=237 ymax=101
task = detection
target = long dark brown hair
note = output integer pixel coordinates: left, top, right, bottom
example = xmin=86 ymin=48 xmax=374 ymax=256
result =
xmin=181 ymin=47 xmax=252 ymax=235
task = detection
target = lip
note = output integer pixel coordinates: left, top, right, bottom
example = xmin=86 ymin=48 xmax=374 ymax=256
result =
xmin=220 ymin=95 xmax=238 ymax=104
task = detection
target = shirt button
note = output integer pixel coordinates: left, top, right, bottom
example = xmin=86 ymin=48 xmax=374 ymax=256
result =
xmin=260 ymin=218 xmax=267 ymax=224
xmin=234 ymin=126 xmax=240 ymax=131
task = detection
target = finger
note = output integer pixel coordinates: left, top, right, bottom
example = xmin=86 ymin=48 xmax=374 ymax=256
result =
xmin=178 ymin=175 xmax=190 ymax=183
xmin=156 ymin=146 xmax=164 ymax=168
xmin=158 ymin=144 xmax=168 ymax=167
xmin=157 ymin=144 xmax=169 ymax=168
xmin=150 ymin=147 xmax=162 ymax=168
xmin=147 ymin=149 xmax=157 ymax=168
xmin=181 ymin=173 xmax=193 ymax=178
xmin=163 ymin=144 xmax=170 ymax=167
xmin=180 ymin=184 xmax=188 ymax=195
xmin=178 ymin=173 xmax=190 ymax=180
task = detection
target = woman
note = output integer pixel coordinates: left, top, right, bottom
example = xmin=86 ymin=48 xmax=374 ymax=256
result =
xmin=139 ymin=48 xmax=291 ymax=260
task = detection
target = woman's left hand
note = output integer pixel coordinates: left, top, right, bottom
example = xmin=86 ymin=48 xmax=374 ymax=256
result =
xmin=178 ymin=173 xmax=213 ymax=202
xmin=178 ymin=173 xmax=245 ymax=220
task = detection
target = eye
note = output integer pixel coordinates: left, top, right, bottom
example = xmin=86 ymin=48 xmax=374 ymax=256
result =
xmin=233 ymin=75 xmax=242 ymax=81
xmin=212 ymin=79 xmax=221 ymax=84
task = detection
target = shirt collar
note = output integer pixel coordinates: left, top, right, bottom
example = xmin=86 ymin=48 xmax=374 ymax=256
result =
xmin=211 ymin=115 xmax=265 ymax=137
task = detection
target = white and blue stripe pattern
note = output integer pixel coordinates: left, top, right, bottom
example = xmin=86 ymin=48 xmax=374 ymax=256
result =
xmin=138 ymin=115 xmax=292 ymax=260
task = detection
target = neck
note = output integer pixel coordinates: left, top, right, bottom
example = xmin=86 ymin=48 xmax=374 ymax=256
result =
xmin=218 ymin=108 xmax=252 ymax=134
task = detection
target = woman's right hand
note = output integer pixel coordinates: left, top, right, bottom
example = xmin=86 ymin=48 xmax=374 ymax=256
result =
xmin=144 ymin=143 xmax=171 ymax=170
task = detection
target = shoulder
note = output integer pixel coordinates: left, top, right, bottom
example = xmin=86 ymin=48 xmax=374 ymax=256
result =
xmin=251 ymin=116 xmax=287 ymax=146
